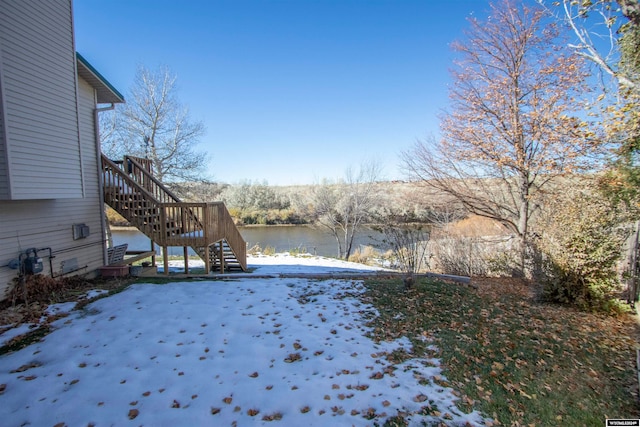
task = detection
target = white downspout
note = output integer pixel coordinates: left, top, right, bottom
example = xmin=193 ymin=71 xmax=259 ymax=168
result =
xmin=95 ymin=103 xmax=115 ymax=265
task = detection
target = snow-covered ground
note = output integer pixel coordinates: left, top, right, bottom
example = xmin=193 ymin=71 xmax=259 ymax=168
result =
xmin=161 ymin=252 xmax=390 ymax=275
xmin=0 ymin=254 xmax=487 ymax=426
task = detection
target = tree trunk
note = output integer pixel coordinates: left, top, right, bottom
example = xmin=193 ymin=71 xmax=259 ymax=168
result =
xmin=344 ymin=226 xmax=357 ymax=260
xmin=516 ymin=173 xmax=530 ymax=278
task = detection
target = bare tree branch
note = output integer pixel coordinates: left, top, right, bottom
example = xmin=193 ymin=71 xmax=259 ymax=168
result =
xmin=310 ymin=162 xmax=382 ymax=259
xmin=101 ymin=65 xmax=208 ymax=183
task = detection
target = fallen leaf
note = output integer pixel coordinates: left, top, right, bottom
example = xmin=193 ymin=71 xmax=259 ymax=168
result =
xmin=128 ymin=409 xmax=139 ymax=419
xmin=262 ymin=412 xmax=283 ymax=421
xmin=370 ymin=372 xmax=384 ymax=380
xmin=284 ymin=353 xmax=301 ymax=363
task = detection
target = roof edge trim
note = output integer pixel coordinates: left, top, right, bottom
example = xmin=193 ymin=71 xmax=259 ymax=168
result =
xmin=76 ymin=52 xmax=125 ymax=103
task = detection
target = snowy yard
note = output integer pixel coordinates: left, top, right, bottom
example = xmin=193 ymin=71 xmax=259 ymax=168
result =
xmin=0 ymin=254 xmax=486 ymax=426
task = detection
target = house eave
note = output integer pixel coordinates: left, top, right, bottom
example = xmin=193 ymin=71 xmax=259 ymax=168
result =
xmin=76 ymin=52 xmax=125 ymax=104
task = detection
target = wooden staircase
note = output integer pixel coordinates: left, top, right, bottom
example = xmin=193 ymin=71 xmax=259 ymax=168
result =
xmin=101 ymin=154 xmax=247 ymax=273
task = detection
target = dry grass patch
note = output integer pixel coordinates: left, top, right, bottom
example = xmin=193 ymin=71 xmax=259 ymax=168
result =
xmin=365 ymin=276 xmax=640 ymax=426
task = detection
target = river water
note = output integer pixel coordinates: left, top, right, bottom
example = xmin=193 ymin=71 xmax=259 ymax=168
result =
xmin=111 ymin=225 xmax=386 ymax=258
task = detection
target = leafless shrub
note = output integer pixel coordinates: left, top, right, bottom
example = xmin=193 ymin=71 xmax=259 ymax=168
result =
xmin=373 ymin=211 xmax=431 ymax=289
xmin=428 ymin=235 xmax=516 ymax=277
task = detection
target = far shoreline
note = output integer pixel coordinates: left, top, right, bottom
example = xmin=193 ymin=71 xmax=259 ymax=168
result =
xmin=109 ymin=223 xmax=317 ymax=230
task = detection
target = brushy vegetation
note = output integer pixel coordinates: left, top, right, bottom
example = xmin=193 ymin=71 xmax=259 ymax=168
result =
xmin=348 ymin=245 xmax=385 ymax=265
xmin=0 ymin=275 xmax=133 ymax=355
xmin=365 ymin=277 xmax=640 ymax=426
xmin=534 ymin=190 xmax=633 ymax=313
xmin=4 ymin=275 xmax=127 ymax=309
xmin=222 ymin=181 xmax=307 ymax=225
xmin=227 ymin=207 xmax=306 ymax=226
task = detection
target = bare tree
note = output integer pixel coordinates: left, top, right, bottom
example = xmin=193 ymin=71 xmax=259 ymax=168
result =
xmin=372 ymin=210 xmax=431 ymax=289
xmin=101 ymin=65 xmax=208 ymax=182
xmin=537 ymin=0 xmax=640 ymax=92
xmin=311 ymin=162 xmax=382 ymax=259
xmin=401 ymin=0 xmax=599 ymax=276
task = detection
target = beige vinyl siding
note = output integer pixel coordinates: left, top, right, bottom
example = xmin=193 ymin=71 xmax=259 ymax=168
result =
xmin=0 ymin=200 xmax=105 ymax=299
xmin=0 ymin=36 xmax=9 ymax=199
xmin=0 ymin=0 xmax=83 ymax=200
xmin=0 ymin=77 xmax=106 ymax=299
xmin=76 ymin=77 xmax=106 ymax=268
xmin=0 ymin=110 xmax=7 ymax=199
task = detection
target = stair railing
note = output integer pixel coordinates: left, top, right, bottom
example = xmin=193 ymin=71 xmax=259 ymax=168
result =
xmin=204 ymin=202 xmax=247 ymax=271
xmin=102 ymin=155 xmax=167 ymax=240
xmin=101 ymin=154 xmax=247 ymax=271
xmin=123 ymin=155 xmax=182 ymax=204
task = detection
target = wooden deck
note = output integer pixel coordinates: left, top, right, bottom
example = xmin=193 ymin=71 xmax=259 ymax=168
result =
xmin=102 ymin=154 xmax=247 ymax=273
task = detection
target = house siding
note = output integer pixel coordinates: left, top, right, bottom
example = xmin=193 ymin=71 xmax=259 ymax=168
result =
xmin=0 ymin=0 xmax=83 ymax=200
xmin=0 ymin=77 xmax=107 ymax=299
xmin=0 ymin=0 xmax=112 ymax=299
xmin=0 ymin=108 xmax=8 ymax=199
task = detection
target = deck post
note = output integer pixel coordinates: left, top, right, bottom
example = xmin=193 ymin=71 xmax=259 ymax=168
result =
xmin=183 ymin=246 xmax=189 ymax=274
xmin=150 ymin=240 xmax=156 ymax=267
xmin=219 ymin=241 xmax=225 ymax=273
xmin=163 ymin=246 xmax=169 ymax=275
xmin=204 ymin=245 xmax=211 ymax=273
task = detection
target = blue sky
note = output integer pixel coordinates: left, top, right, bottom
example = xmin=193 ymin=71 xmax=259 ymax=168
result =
xmin=74 ymin=0 xmax=491 ymax=185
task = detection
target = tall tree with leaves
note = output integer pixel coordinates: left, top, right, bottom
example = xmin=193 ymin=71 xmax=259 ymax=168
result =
xmin=101 ymin=65 xmax=207 ymax=182
xmin=402 ymin=0 xmax=598 ymax=276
